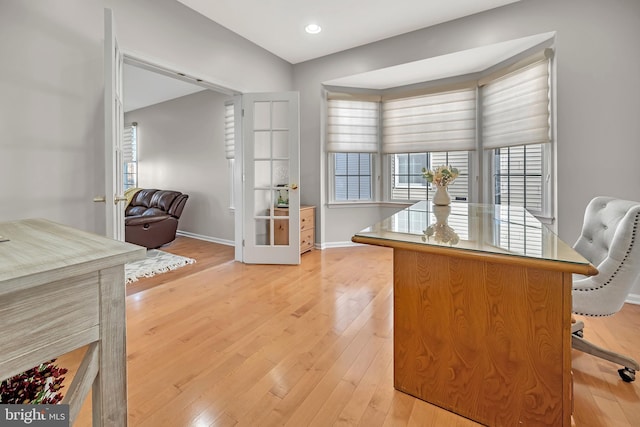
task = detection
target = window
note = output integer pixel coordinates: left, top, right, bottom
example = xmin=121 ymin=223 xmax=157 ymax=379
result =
xmin=123 ymin=122 xmax=137 ymax=189
xmin=333 ymin=153 xmax=372 ymax=201
xmin=326 ymin=96 xmax=379 ymax=202
xmin=382 ymin=86 xmax=476 ymax=203
xmin=325 ymin=49 xmax=553 ymax=215
xmin=390 ymin=151 xmax=469 ymax=201
xmin=391 ymin=153 xmax=428 ymax=200
xmin=482 ymin=56 xmax=551 ymax=217
xmin=225 ymin=101 xmax=235 ymax=209
xmin=430 ymin=151 xmax=469 ymax=202
xmin=494 ymin=144 xmax=545 ymax=213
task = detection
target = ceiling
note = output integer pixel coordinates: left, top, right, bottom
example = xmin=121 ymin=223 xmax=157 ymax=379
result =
xmin=175 ymin=0 xmax=521 ymax=64
xmin=124 ymin=64 xmax=205 ymax=112
xmin=324 ymin=32 xmax=554 ymax=90
xmin=125 ymin=0 xmax=528 ymax=113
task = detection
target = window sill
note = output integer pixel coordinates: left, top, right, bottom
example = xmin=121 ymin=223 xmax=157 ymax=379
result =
xmin=327 ymin=201 xmax=415 ymax=209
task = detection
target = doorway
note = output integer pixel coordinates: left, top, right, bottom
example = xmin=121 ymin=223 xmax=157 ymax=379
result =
xmin=120 ymin=55 xmax=242 ymax=258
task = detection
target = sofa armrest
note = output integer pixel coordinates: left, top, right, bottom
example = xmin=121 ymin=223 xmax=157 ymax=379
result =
xmin=125 ymin=214 xmax=171 ymax=227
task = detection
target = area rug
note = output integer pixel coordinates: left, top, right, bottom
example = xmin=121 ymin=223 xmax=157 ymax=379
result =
xmin=125 ymin=249 xmax=196 ymax=284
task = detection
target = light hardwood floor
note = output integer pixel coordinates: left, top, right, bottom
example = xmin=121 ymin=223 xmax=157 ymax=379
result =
xmin=58 ymin=237 xmax=640 ymax=426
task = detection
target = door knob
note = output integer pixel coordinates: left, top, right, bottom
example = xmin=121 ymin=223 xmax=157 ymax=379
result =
xmin=114 ymin=196 xmax=127 ymax=205
xmin=93 ymin=196 xmax=106 ymax=203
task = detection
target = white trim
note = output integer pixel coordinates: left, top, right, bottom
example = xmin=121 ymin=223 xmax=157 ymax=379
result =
xmin=319 ymin=241 xmax=364 ymax=249
xmin=625 ymin=293 xmax=640 ymax=305
xmin=121 ymin=49 xmax=240 ymax=96
xmin=176 ymin=230 xmax=234 ymax=247
xmin=328 ymin=152 xmax=376 ymax=203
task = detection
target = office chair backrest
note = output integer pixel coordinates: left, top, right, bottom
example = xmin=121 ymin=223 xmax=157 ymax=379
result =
xmin=573 ymin=196 xmax=640 ymax=316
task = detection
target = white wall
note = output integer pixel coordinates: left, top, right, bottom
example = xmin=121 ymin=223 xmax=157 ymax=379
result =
xmin=125 ymin=90 xmax=234 ymax=243
xmin=293 ymin=0 xmax=640 ymax=250
xmin=0 ymin=0 xmax=104 ymax=232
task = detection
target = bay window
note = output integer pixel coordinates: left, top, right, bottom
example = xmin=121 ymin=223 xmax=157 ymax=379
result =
xmin=326 ymin=49 xmax=553 ymax=216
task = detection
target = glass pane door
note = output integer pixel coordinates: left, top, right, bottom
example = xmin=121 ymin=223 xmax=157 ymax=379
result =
xmin=243 ymin=92 xmax=300 ymax=264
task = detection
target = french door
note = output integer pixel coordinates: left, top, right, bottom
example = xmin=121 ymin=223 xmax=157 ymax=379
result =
xmin=242 ymin=92 xmax=300 ymax=264
xmin=104 ymin=8 xmax=126 ymax=241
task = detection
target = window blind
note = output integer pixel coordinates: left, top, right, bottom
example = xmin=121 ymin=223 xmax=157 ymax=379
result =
xmin=123 ymin=122 xmax=137 ymax=163
xmin=481 ymin=59 xmax=550 ymax=150
xmin=326 ymin=98 xmax=379 ymax=153
xmin=382 ymin=87 xmax=476 ymax=153
xmin=225 ymin=102 xmax=235 ymax=159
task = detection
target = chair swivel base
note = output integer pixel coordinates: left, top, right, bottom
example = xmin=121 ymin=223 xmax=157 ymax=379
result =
xmin=572 ymin=321 xmax=639 ymax=382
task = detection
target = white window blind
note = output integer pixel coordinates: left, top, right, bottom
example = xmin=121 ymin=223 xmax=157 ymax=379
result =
xmin=382 ymin=87 xmax=477 ymax=153
xmin=123 ymin=122 xmax=138 ymax=190
xmin=482 ymin=59 xmax=550 ymax=150
xmin=123 ymin=122 xmax=137 ymax=163
xmin=225 ymin=102 xmax=235 ymax=159
xmin=326 ymin=97 xmax=379 ymax=153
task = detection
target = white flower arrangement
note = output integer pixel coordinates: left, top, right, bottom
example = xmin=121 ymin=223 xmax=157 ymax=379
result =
xmin=421 ymin=165 xmax=460 ymax=187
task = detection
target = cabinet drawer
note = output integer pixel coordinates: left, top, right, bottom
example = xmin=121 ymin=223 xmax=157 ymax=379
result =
xmin=301 ymin=229 xmax=314 ymax=253
xmin=300 ymin=208 xmax=314 ymax=231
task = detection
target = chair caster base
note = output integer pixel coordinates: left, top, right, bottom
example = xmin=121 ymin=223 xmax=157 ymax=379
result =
xmin=618 ymin=367 xmax=636 ymax=383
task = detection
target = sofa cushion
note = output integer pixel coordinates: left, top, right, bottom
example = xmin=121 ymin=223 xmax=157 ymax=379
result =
xmin=126 ymin=206 xmax=148 ymax=216
xmin=151 ymin=191 xmax=181 ymax=212
xmin=129 ymin=189 xmax=158 ymax=208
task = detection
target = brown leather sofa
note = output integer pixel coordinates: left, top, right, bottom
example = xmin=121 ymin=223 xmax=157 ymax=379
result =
xmin=125 ymin=189 xmax=189 ymax=249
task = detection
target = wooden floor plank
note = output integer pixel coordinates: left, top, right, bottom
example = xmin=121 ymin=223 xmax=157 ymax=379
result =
xmin=53 ymin=238 xmax=640 ymax=426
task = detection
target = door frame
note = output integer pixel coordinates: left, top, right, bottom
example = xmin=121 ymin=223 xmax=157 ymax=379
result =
xmin=109 ymin=44 xmax=246 ymax=256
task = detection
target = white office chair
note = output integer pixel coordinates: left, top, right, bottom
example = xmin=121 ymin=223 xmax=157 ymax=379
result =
xmin=572 ymin=196 xmax=640 ymax=382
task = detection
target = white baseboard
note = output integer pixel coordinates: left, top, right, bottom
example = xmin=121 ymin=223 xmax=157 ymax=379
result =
xmin=626 ymin=293 xmax=640 ymax=305
xmin=318 ymin=241 xmax=363 ymax=250
xmin=176 ymin=230 xmax=234 ymax=247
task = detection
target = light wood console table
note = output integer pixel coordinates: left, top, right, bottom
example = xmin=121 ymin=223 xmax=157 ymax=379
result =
xmin=0 ymin=219 xmax=145 ymax=426
xmin=352 ymin=202 xmax=597 ymax=426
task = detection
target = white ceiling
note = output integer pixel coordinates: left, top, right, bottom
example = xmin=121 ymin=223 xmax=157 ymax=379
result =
xmin=125 ymin=0 xmax=529 ymax=113
xmin=324 ymin=32 xmax=554 ymax=90
xmin=175 ymin=0 xmax=521 ymax=64
xmin=124 ymin=64 xmax=205 ymax=112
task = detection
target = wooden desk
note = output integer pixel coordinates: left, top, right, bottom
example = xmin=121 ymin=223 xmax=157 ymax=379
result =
xmin=352 ymin=202 xmax=597 ymax=427
xmin=0 ymin=219 xmax=145 ymax=426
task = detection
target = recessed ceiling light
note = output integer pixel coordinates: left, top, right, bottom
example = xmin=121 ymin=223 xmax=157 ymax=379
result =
xmin=305 ymin=24 xmax=322 ymax=34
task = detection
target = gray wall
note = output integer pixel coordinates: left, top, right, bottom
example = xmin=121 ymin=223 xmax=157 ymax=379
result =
xmin=0 ymin=1 xmax=104 ymax=232
xmin=293 ymin=0 xmax=640 ymax=249
xmin=0 ymin=0 xmax=292 ymax=235
xmin=125 ymin=90 xmax=234 ymax=244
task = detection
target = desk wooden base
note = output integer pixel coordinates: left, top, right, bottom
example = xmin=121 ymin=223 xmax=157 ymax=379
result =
xmin=393 ymin=248 xmax=573 ymax=426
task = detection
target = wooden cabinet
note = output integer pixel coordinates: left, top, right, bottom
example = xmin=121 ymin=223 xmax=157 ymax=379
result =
xmin=274 ymin=205 xmax=315 ymax=254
